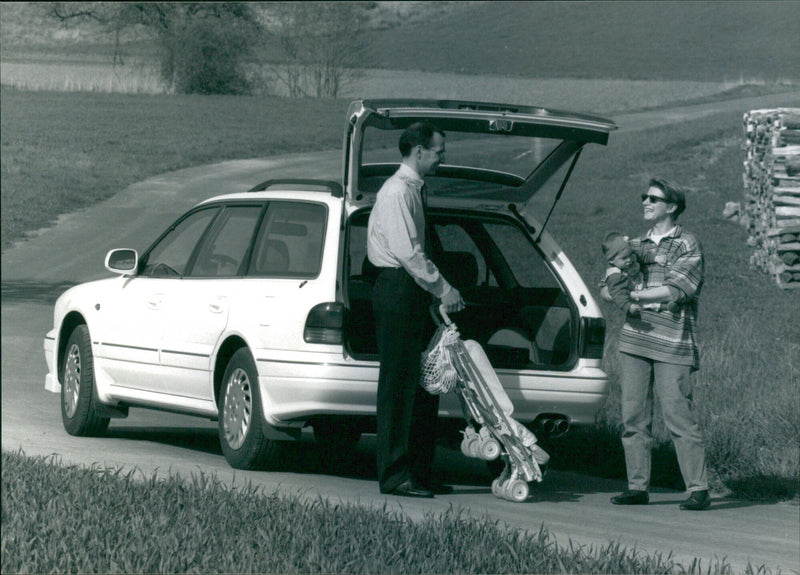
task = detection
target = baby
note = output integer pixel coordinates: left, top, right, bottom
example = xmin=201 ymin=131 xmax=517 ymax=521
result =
xmin=600 ymin=232 xmax=674 ymax=315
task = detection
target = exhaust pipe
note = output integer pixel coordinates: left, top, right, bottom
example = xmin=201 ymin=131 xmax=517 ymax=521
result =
xmin=534 ymin=415 xmax=570 ymax=437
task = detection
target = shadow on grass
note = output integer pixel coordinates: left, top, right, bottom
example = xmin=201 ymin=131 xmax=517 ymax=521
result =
xmin=541 ymin=425 xmax=800 ymax=503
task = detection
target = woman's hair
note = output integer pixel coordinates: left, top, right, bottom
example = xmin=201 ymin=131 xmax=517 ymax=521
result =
xmin=649 ymin=177 xmax=686 ymax=218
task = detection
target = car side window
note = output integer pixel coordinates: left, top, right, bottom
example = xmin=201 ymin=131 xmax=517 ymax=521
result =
xmin=433 ymin=223 xmax=490 ymax=290
xmin=141 ymin=207 xmax=220 ymax=278
xmin=189 ymin=205 xmax=263 ymax=277
xmin=484 ymin=222 xmax=560 ymax=289
xmin=248 ymin=201 xmax=327 ymax=278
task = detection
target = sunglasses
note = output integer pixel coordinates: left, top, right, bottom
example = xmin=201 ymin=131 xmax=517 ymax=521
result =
xmin=641 ymin=193 xmax=667 ymax=203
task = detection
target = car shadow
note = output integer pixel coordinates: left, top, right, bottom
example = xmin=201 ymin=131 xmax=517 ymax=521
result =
xmin=100 ymin=425 xmax=665 ymax=504
xmin=106 ymin=426 xmax=223 ymax=456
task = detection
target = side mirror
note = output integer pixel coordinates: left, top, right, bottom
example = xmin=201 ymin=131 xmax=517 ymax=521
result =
xmin=105 ymin=249 xmax=138 ymax=275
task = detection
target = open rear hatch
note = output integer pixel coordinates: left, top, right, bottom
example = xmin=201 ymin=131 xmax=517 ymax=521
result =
xmin=343 ymin=99 xmax=617 ymax=226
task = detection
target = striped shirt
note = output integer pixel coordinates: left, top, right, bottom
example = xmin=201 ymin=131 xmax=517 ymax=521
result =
xmin=618 ymin=225 xmax=704 ymax=369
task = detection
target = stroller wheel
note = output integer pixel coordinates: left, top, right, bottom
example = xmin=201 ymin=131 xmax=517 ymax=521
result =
xmin=507 ymin=479 xmax=530 ymax=502
xmin=491 ymin=477 xmax=505 ymax=497
xmin=461 ymin=436 xmax=481 ymax=458
xmin=480 ymin=438 xmax=501 ymax=461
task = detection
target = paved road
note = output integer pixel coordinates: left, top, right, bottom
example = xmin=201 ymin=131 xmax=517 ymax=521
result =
xmin=3 ymin=91 xmax=799 ymax=572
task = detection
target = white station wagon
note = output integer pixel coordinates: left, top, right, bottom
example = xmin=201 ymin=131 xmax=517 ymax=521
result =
xmin=44 ymin=99 xmax=616 ymax=470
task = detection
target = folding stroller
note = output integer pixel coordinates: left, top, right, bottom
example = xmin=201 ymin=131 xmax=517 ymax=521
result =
xmin=420 ymin=306 xmax=550 ymax=502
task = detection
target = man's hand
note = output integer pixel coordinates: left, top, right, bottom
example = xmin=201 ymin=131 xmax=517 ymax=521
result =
xmin=440 ymin=286 xmax=466 ymax=313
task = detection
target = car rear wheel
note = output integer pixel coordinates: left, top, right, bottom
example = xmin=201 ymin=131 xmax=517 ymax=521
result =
xmin=218 ymin=348 xmax=285 ymax=470
xmin=61 ymin=325 xmax=110 ymax=436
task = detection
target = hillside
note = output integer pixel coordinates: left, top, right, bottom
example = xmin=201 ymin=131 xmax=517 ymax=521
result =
xmin=364 ymin=2 xmax=800 ymax=82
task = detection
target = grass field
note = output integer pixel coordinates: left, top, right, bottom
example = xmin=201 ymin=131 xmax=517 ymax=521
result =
xmin=365 ymin=2 xmax=800 ymax=83
xmin=1 ymin=450 xmax=756 ymax=574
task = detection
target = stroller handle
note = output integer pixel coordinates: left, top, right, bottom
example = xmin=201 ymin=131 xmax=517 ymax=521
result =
xmin=430 ymin=304 xmax=454 ymax=327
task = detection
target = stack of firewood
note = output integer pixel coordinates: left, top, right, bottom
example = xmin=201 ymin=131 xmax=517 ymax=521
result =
xmin=742 ymin=108 xmax=800 ymax=289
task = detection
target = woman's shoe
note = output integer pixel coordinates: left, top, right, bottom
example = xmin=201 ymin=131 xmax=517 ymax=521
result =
xmin=610 ymin=489 xmax=649 ymax=505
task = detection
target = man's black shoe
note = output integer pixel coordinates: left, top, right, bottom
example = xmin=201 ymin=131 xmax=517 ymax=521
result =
xmin=610 ymin=489 xmax=649 ymax=505
xmin=419 ymin=480 xmax=453 ymax=495
xmin=680 ymin=490 xmax=710 ymax=511
xmin=390 ymin=479 xmax=434 ymax=498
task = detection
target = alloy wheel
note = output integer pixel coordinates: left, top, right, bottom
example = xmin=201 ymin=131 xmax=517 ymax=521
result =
xmin=222 ymin=367 xmax=252 ymax=450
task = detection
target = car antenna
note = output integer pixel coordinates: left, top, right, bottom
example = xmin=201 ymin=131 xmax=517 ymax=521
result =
xmin=534 ymin=147 xmax=582 ymax=244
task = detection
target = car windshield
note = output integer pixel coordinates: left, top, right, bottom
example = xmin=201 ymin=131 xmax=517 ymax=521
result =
xmin=360 ymin=126 xmax=563 ymax=181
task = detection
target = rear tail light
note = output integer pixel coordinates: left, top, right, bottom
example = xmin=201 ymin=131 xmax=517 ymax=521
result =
xmin=579 ymin=317 xmax=605 ymax=359
xmin=304 ymin=302 xmax=344 ymax=344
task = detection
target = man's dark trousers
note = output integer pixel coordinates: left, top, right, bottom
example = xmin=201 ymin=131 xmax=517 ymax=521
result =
xmin=373 ymin=267 xmax=439 ymax=493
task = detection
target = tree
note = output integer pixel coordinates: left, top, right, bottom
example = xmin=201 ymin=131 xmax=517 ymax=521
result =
xmin=50 ymin=3 xmax=261 ymax=95
xmin=263 ymin=3 xmax=372 ymax=98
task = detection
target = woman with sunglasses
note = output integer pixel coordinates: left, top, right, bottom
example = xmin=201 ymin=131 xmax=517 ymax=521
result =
xmin=610 ymin=178 xmax=711 ymax=511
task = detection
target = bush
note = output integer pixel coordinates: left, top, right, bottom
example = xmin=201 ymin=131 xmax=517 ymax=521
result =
xmin=163 ymin=17 xmax=253 ymax=95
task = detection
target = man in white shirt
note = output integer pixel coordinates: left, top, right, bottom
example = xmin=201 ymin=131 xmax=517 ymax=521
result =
xmin=367 ymin=122 xmax=465 ymax=498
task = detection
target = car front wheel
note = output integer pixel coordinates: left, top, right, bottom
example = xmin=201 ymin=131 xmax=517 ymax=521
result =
xmin=61 ymin=324 xmax=110 ymax=436
xmin=218 ymin=348 xmax=285 ymax=470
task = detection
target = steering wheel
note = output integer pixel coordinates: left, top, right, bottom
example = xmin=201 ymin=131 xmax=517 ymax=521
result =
xmin=209 ymin=254 xmax=238 ymax=268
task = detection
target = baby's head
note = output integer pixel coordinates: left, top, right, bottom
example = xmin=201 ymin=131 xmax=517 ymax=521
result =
xmin=602 ymin=232 xmax=634 ymax=270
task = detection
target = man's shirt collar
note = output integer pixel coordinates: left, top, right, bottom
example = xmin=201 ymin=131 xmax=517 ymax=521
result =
xmin=397 ymin=162 xmax=424 ymax=189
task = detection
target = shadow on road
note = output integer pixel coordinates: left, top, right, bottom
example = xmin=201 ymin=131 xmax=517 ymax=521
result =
xmin=1 ymin=281 xmax=77 ymax=304
xmin=101 ymin=423 xmax=612 ymax=502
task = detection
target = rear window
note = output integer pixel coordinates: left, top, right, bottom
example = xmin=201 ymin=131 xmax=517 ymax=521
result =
xmin=360 ymin=127 xmax=562 ymax=181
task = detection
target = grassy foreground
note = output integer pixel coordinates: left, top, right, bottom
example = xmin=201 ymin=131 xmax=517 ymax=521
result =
xmin=1 ymin=451 xmax=754 ymax=575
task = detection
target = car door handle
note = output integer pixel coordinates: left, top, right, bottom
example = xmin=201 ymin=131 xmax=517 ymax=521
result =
xmin=147 ymin=295 xmax=162 ymax=310
xmin=209 ymin=297 xmax=227 ymax=314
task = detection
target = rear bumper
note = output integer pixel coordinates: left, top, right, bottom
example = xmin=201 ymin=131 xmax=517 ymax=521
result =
xmin=256 ymin=348 xmax=608 ymax=427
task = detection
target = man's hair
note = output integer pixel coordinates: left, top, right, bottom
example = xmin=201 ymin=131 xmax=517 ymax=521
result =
xmin=649 ymin=177 xmax=686 ymax=218
xmin=398 ymin=122 xmax=445 ymax=158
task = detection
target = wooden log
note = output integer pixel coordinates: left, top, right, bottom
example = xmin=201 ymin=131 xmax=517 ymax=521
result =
xmin=781 ymin=252 xmax=800 ymax=266
xmin=774 ymin=195 xmax=800 ymax=206
xmin=772 ymin=145 xmax=800 ymax=155
xmin=767 ymin=224 xmax=800 ymax=236
xmin=775 ymin=206 xmax=800 ymax=217
xmin=781 ymin=130 xmax=800 ymax=146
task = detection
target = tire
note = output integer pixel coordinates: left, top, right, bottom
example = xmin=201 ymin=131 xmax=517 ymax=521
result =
xmin=61 ymin=325 xmax=110 ymax=436
xmin=480 ymin=438 xmax=501 ymax=461
xmin=507 ymin=479 xmax=530 ymax=502
xmin=491 ymin=477 xmax=504 ymax=498
xmin=218 ymin=348 xmax=285 ymax=470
